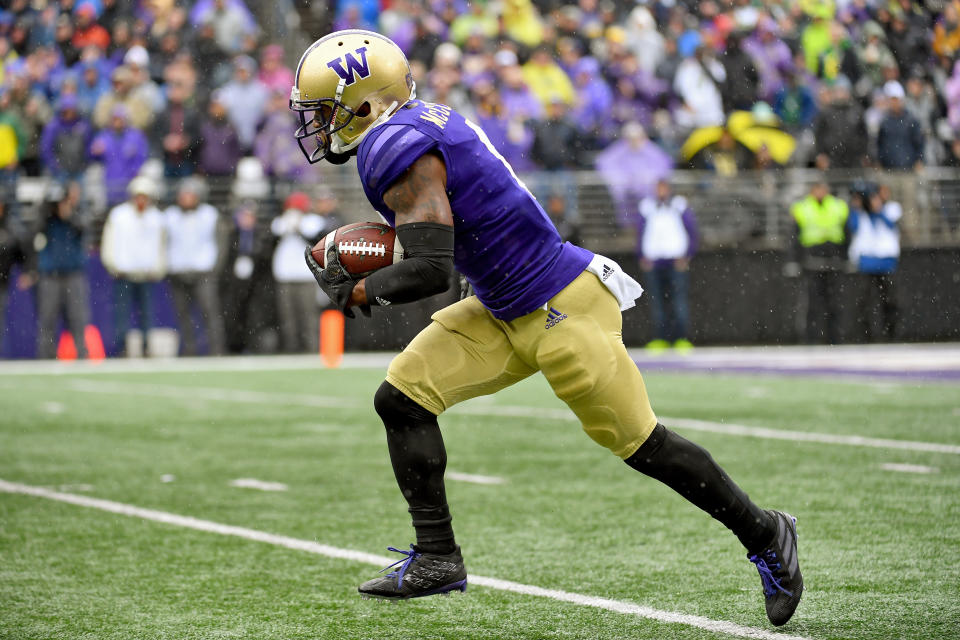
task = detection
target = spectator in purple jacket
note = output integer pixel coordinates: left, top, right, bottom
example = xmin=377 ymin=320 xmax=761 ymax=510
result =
xmin=39 ymin=94 xmax=92 ymax=183
xmin=473 ymin=83 xmax=535 ymax=173
xmin=595 ymin=122 xmax=673 ymax=224
xmin=636 ymin=178 xmax=698 ymax=353
xmin=197 ymin=91 xmax=241 ymax=177
xmin=495 ymin=51 xmax=543 ymax=122
xmin=89 ymin=104 xmax=149 ymax=206
xmin=254 ymin=88 xmax=313 ymax=181
xmin=570 ymin=57 xmax=613 ymax=142
xmin=743 ymin=17 xmax=793 ymax=102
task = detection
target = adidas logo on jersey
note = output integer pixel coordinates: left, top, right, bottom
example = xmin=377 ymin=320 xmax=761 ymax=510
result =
xmin=602 ymin=264 xmax=614 ymax=281
xmin=376 ymin=296 xmax=391 ymax=306
xmin=545 ymin=306 xmax=567 ymax=329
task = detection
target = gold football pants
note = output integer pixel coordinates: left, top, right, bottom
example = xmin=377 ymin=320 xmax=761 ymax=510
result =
xmin=385 ymin=271 xmax=658 ymax=459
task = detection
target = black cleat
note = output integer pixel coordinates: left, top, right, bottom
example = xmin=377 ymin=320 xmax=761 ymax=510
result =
xmin=748 ymin=510 xmax=803 ymax=626
xmin=359 ymin=545 xmax=467 ymax=600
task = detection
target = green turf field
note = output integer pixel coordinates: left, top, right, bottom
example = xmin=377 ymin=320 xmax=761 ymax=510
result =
xmin=1 ymin=366 xmax=958 ymax=640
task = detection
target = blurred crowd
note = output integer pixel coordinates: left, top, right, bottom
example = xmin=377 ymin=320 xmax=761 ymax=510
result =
xmin=0 ymin=0 xmax=958 ymax=356
xmin=1 ymin=1 xmax=958 ymax=196
xmin=2 ymin=175 xmax=343 ymax=358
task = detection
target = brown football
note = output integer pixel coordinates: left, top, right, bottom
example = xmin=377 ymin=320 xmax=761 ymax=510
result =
xmin=310 ymin=222 xmax=403 ymax=277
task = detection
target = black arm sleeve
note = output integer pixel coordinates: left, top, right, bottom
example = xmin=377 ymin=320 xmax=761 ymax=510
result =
xmin=363 ymin=222 xmax=454 ymax=306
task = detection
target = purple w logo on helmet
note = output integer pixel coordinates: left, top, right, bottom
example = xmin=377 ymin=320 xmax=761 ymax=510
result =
xmin=326 ymin=47 xmax=370 ymax=86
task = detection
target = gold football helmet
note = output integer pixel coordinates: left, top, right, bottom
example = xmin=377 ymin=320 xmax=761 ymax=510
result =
xmin=290 ymin=30 xmax=415 ymax=163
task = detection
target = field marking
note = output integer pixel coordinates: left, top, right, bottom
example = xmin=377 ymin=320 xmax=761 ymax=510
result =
xmin=446 ymin=471 xmax=507 ymax=485
xmin=229 ymin=478 xmax=289 ymax=492
xmin=880 ymin=463 xmax=939 ymax=474
xmin=7 ymin=378 xmax=960 ymax=456
xmin=0 ymin=479 xmax=812 ymax=640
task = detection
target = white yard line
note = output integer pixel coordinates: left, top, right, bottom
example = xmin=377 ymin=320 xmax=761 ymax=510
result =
xmin=5 ymin=378 xmax=958 ymax=456
xmin=0 ymin=479 xmax=813 ymax=640
xmin=446 ymin=471 xmax=507 ymax=485
xmin=879 ymin=463 xmax=939 ymax=474
xmin=229 ymin=478 xmax=289 ymax=492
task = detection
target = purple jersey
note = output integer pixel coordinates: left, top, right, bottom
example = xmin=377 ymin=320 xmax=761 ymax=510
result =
xmin=357 ymin=100 xmax=593 ymax=320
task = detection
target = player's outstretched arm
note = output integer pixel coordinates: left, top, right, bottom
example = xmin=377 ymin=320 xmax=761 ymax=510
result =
xmin=350 ymin=153 xmax=455 ymax=308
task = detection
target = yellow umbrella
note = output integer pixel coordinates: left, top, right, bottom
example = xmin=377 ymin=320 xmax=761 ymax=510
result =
xmin=680 ymin=111 xmax=796 ymax=165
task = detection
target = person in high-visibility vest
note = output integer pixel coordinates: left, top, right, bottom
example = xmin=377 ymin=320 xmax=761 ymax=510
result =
xmin=786 ymin=179 xmax=849 ymax=344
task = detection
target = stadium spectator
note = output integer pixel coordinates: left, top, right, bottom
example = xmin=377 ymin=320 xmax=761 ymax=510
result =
xmin=164 ymin=178 xmax=225 ymax=356
xmin=673 ymin=46 xmax=726 ymax=129
xmin=0 ymin=89 xmax=26 ymax=194
xmin=743 ymin=17 xmax=792 ymax=102
xmin=473 ymin=84 xmax=535 ymax=173
xmin=719 ymin=32 xmax=760 ymax=112
xmin=33 ymin=182 xmax=90 ymax=360
xmin=123 ymin=45 xmax=164 ymax=116
xmin=448 ymin=1 xmax=497 ymax=46
xmin=945 ymin=60 xmax=960 ymax=134
xmin=270 ymin=191 xmax=327 ymax=353
xmin=624 ymin=7 xmax=665 ymax=74
xmin=53 ymin=13 xmax=81 ymax=67
xmin=197 ymin=92 xmax=241 ymax=177
xmin=569 ymin=56 xmax=614 ymax=145
xmin=596 ymin=122 xmax=673 ymax=223
xmin=887 ymin=10 xmax=930 ymax=75
xmin=100 ymin=176 xmax=166 ymax=357
xmin=773 ymin=69 xmax=818 ymax=132
xmin=813 ymin=76 xmax=868 ymax=169
xmin=4 ymin=69 xmax=51 ymax=176
xmin=933 ymin=2 xmax=960 ymax=59
xmin=152 ymin=76 xmax=201 ymax=178
xmin=522 ymin=45 xmax=575 ymax=110
xmin=39 ymin=95 xmax=92 ymax=183
xmin=531 ymin=97 xmax=582 ymax=221
xmin=496 ymin=52 xmax=542 ymax=121
xmin=848 ymin=182 xmax=900 ymax=342
xmin=636 ymin=179 xmax=698 ymax=354
xmin=196 ymin=0 xmax=258 ymax=56
xmin=89 ymin=104 xmax=149 ymax=207
xmin=877 ymin=81 xmax=925 ymax=170
xmin=254 ymin=88 xmax=313 ymax=182
xmin=217 ymin=55 xmax=269 ymax=153
xmin=222 ymin=199 xmax=274 ymax=354
xmin=75 ymin=60 xmax=109 ymax=116
xmin=93 ymin=66 xmax=152 ymax=130
xmin=856 ymin=21 xmax=896 ymax=90
xmin=71 ymin=5 xmax=110 ymax=52
xmin=788 ymin=179 xmax=850 ymax=345
xmin=257 ymin=44 xmax=294 ymax=93
xmin=904 ymin=72 xmax=940 ymax=164
xmin=0 ymin=199 xmax=30 ymax=346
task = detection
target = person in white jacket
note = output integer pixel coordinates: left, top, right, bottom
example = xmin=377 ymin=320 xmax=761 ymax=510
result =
xmin=165 ymin=178 xmax=226 ymax=356
xmin=270 ymin=191 xmax=330 ymax=353
xmin=101 ymin=176 xmax=166 ymax=356
xmin=848 ymin=182 xmax=900 ymax=342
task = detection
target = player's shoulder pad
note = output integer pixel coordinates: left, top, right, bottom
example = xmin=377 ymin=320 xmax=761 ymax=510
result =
xmin=359 ymin=122 xmax=440 ymax=193
xmin=671 ymin=195 xmax=688 ymax=211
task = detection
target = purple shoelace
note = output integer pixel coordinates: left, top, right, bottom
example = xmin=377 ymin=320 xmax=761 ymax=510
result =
xmin=380 ymin=545 xmax=421 ymax=588
xmin=748 ymin=551 xmax=793 ymax=597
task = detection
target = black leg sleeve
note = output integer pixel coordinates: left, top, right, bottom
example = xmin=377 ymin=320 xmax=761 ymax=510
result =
xmin=625 ymin=424 xmax=776 ymax=553
xmin=373 ymin=381 xmax=456 ymax=554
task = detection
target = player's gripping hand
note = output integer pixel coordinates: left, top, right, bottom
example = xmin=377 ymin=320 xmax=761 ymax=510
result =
xmin=304 ymin=246 xmax=370 ymax=318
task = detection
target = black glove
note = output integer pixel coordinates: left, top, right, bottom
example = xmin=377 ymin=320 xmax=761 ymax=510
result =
xmin=304 ymin=245 xmax=370 ymax=319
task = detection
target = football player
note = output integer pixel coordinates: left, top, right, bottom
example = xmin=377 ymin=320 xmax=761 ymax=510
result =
xmin=292 ymin=30 xmax=802 ymax=626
